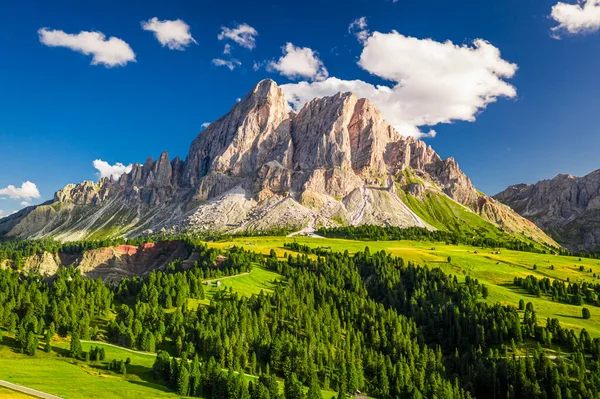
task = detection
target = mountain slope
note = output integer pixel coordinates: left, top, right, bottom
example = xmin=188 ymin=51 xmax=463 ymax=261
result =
xmin=495 ymin=170 xmax=600 ymax=252
xmin=0 ymin=79 xmax=556 ymax=247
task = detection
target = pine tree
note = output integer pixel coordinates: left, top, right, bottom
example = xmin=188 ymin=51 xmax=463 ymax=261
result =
xmin=69 ymin=332 xmax=82 ymax=359
xmin=177 ymin=361 xmax=190 ymax=396
xmin=284 ymin=373 xmax=305 ymax=399
xmin=190 ymin=354 xmax=202 ymax=397
xmin=582 ymin=308 xmax=591 ymax=319
xmin=25 ymin=331 xmax=38 ymax=356
xmin=307 ymin=373 xmax=323 ymax=399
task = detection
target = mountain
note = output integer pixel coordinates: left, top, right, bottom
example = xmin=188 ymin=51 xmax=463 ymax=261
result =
xmin=0 ymin=79 xmax=556 ymax=246
xmin=495 ymin=170 xmax=600 ymax=252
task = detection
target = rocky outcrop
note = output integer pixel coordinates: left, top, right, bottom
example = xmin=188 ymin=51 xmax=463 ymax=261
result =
xmin=0 ymin=79 xmax=556 ymax=247
xmin=495 ymin=170 xmax=600 ymax=251
xmin=1 ymin=241 xmax=192 ymax=283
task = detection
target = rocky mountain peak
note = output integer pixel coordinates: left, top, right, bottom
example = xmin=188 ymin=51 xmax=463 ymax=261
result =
xmin=0 ymin=79 xmax=557 ymax=248
xmin=182 ymin=79 xmax=291 ymax=192
xmin=496 ymin=169 xmax=600 ymax=251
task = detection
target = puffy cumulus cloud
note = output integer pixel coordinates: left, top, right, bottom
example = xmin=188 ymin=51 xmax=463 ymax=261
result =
xmin=0 ymin=181 xmax=41 ymax=200
xmin=212 ymin=58 xmax=242 ymax=71
xmin=349 ymin=17 xmax=369 ymax=43
xmin=93 ymin=159 xmax=132 ymax=180
xmin=218 ymin=23 xmax=258 ymax=50
xmin=282 ymin=31 xmax=517 ymax=138
xmin=141 ymin=17 xmax=197 ymax=50
xmin=267 ymin=43 xmax=328 ymax=81
xmin=38 ymin=28 xmax=135 ymax=67
xmin=20 ymin=201 xmax=31 ymax=207
xmin=550 ymin=0 xmax=600 ymax=37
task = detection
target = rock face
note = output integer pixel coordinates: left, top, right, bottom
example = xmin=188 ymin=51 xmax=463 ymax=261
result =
xmin=0 ymin=79 xmax=556 ymax=247
xmin=495 ymin=171 xmax=600 ymax=251
xmin=0 ymin=241 xmax=192 ymax=283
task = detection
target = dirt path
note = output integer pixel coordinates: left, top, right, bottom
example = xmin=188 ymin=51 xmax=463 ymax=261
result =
xmin=205 ymin=271 xmax=251 ymax=281
xmin=0 ymin=380 xmax=63 ymax=399
xmin=81 ymin=340 xmax=156 ymax=357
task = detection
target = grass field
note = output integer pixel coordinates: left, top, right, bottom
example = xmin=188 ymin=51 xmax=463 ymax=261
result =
xmin=0 ymin=337 xmax=183 ymax=399
xmin=207 ymin=236 xmax=600 ymax=337
xmin=0 ymin=387 xmax=34 ymax=399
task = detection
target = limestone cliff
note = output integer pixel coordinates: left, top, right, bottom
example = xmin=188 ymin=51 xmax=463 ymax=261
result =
xmin=495 ymin=171 xmax=600 ymax=251
xmin=0 ymin=79 xmax=556 ymax=247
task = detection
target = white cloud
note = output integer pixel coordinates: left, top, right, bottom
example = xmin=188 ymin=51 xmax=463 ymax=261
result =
xmin=223 ymin=43 xmax=232 ymax=55
xmin=550 ymin=0 xmax=600 ymax=37
xmin=20 ymin=201 xmax=31 ymax=207
xmin=201 ymin=122 xmax=211 ymax=129
xmin=236 ymin=97 xmax=241 ymax=102
xmin=0 ymin=181 xmax=41 ymax=200
xmin=0 ymin=210 xmax=4 ymax=217
xmin=141 ymin=17 xmax=197 ymax=50
xmin=212 ymin=58 xmax=242 ymax=71
xmin=93 ymin=159 xmax=132 ymax=180
xmin=38 ymin=28 xmax=135 ymax=67
xmin=218 ymin=23 xmax=258 ymax=49
xmin=267 ymin=43 xmax=328 ymax=81
xmin=349 ymin=17 xmax=370 ymax=43
xmin=281 ymin=31 xmax=517 ymax=138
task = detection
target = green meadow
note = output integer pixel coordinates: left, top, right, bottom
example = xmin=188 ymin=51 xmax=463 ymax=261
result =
xmin=182 ymin=265 xmax=282 ymax=310
xmin=0 ymin=386 xmax=34 ymax=398
xmin=0 ymin=337 xmax=183 ymax=399
xmin=207 ymin=236 xmax=600 ymax=337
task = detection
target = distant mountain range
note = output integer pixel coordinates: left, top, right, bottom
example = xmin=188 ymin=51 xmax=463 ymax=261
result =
xmin=495 ymin=170 xmax=600 ymax=252
xmin=0 ymin=79 xmax=555 ymax=247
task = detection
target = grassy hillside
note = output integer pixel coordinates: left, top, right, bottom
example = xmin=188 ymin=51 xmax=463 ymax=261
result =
xmin=397 ymin=187 xmax=557 ymax=248
xmin=207 ymin=236 xmax=600 ymax=337
xmin=0 ymin=386 xmax=34 ymax=398
xmin=0 ymin=338 xmax=184 ymax=399
xmin=169 ymin=265 xmax=282 ymax=311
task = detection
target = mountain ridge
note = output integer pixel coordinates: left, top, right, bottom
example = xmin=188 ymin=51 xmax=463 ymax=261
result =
xmin=495 ymin=169 xmax=600 ymax=251
xmin=0 ymin=79 xmax=556 ymax=247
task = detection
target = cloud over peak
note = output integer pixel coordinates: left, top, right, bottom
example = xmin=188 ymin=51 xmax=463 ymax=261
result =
xmin=141 ymin=17 xmax=197 ymax=50
xmin=38 ymin=28 xmax=135 ymax=67
xmin=550 ymin=0 xmax=600 ymax=37
xmin=282 ymin=31 xmax=517 ymax=138
xmin=93 ymin=160 xmax=132 ymax=180
xmin=218 ymin=23 xmax=258 ymax=50
xmin=0 ymin=181 xmax=41 ymax=200
xmin=267 ymin=43 xmax=328 ymax=81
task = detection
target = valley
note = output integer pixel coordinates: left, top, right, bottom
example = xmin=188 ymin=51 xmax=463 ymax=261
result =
xmin=2 ymin=232 xmax=600 ymax=398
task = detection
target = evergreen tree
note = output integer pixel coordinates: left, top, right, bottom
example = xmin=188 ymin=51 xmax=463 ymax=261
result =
xmin=25 ymin=331 xmax=38 ymax=356
xmin=177 ymin=361 xmax=190 ymax=396
xmin=307 ymin=373 xmax=323 ymax=399
xmin=582 ymin=307 xmax=591 ymax=319
xmin=284 ymin=373 xmax=305 ymax=399
xmin=69 ymin=332 xmax=82 ymax=359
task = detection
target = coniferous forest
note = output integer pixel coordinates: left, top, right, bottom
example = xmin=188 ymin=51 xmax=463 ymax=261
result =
xmin=2 ymin=240 xmax=600 ymax=398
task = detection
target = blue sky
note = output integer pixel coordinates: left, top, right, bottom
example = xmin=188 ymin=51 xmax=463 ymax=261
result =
xmin=1 ymin=0 xmax=600 ymax=216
